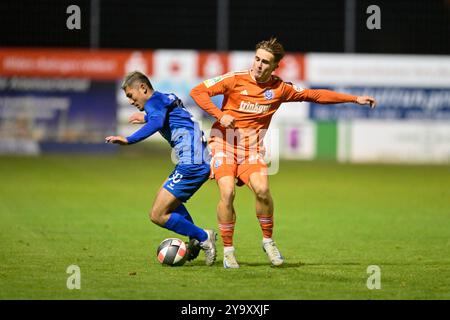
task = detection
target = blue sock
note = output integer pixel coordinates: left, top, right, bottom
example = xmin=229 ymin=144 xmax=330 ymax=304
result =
xmin=173 ymin=204 xmax=197 ymax=241
xmin=164 ymin=213 xmax=208 ymax=242
xmin=173 ymin=204 xmax=194 ymax=224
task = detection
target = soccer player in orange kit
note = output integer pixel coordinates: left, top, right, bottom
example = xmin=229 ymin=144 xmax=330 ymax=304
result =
xmin=190 ymin=38 xmax=376 ymax=268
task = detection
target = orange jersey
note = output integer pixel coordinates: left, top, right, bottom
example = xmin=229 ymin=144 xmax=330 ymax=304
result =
xmin=190 ymin=70 xmax=357 ymax=152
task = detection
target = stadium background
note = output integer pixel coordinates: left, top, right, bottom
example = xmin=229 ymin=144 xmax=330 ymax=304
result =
xmin=1 ymin=0 xmax=449 ymax=162
xmin=0 ymin=0 xmax=449 ymax=301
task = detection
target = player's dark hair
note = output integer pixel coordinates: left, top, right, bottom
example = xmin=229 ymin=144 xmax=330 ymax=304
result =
xmin=256 ymin=37 xmax=285 ymax=63
xmin=121 ymin=71 xmax=153 ymax=90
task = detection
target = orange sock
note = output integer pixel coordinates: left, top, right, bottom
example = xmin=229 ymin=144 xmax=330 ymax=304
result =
xmin=219 ymin=221 xmax=235 ymax=247
xmin=257 ymin=214 xmax=273 ymax=239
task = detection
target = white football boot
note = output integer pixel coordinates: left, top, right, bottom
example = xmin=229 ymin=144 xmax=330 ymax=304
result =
xmin=262 ymin=240 xmax=284 ymax=266
xmin=200 ymin=229 xmax=217 ymax=266
xmin=223 ymin=247 xmax=240 ymax=269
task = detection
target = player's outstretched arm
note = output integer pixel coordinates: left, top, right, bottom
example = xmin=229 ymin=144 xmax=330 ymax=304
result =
xmin=356 ymin=96 xmax=377 ymax=109
xmin=105 ymin=135 xmax=128 ymax=145
xmin=300 ymin=89 xmax=377 ymax=109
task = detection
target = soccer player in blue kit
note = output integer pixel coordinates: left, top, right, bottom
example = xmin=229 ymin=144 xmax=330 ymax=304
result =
xmin=105 ymin=71 xmax=217 ymax=266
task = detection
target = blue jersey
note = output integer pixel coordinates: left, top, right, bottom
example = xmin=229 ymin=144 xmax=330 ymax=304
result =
xmin=126 ymin=91 xmax=210 ymax=165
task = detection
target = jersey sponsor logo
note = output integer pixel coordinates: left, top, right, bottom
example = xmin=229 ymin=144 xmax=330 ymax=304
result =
xmin=264 ymin=89 xmax=274 ymax=100
xmin=239 ymin=101 xmax=271 ymax=114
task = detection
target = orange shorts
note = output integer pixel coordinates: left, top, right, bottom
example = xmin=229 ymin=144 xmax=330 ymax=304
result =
xmin=209 ymin=147 xmax=268 ymax=187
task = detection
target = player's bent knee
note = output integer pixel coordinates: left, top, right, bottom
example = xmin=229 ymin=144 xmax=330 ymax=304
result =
xmin=149 ymin=210 xmax=165 ymax=226
xmin=254 ymin=186 xmax=271 ymax=202
xmin=220 ymin=186 xmax=235 ymax=204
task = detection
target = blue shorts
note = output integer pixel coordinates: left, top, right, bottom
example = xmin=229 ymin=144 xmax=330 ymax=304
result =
xmin=163 ymin=163 xmax=210 ymax=202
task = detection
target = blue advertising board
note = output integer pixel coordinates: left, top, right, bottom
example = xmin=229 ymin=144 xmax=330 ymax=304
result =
xmin=309 ymin=86 xmax=450 ymax=120
xmin=0 ymin=77 xmax=117 ymax=153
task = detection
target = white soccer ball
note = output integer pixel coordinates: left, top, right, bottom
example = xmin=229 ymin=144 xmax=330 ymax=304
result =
xmin=156 ymin=238 xmax=187 ymax=266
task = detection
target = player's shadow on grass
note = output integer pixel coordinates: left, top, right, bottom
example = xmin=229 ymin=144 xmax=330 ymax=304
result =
xmin=302 ymin=262 xmax=363 ymax=266
xmin=185 ymin=261 xmax=363 ymax=268
xmin=239 ymin=261 xmax=305 ymax=268
xmin=184 ymin=261 xmax=306 ymax=268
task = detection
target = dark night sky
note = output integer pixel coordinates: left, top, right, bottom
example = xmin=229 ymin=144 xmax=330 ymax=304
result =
xmin=0 ymin=0 xmax=449 ymax=54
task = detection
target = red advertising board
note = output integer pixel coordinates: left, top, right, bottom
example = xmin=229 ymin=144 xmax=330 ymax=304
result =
xmin=0 ymin=48 xmax=154 ymax=80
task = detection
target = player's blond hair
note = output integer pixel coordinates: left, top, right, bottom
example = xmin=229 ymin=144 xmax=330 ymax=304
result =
xmin=121 ymin=71 xmax=153 ymax=90
xmin=255 ymin=37 xmax=285 ymax=63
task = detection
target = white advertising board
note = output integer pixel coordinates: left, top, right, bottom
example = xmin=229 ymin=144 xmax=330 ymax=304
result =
xmin=338 ymin=120 xmax=450 ymax=164
xmin=307 ymin=53 xmax=450 ymax=87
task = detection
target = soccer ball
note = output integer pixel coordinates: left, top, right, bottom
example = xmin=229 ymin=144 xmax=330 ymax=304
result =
xmin=156 ymin=238 xmax=188 ymax=266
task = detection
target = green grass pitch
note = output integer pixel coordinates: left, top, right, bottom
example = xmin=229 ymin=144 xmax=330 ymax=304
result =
xmin=0 ymin=153 xmax=449 ymax=299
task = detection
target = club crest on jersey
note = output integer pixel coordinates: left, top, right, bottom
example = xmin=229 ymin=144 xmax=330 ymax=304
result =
xmin=264 ymin=89 xmax=274 ymax=100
